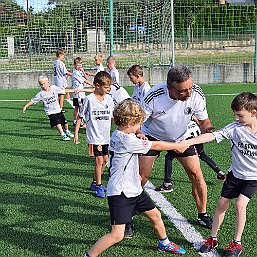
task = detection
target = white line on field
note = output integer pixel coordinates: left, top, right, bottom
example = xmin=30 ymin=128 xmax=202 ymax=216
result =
xmin=145 ymin=181 xmax=221 ymax=257
xmin=206 ymin=93 xmax=256 ymax=96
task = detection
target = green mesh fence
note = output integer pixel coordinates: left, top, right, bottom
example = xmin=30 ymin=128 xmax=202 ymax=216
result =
xmin=0 ymin=0 xmax=256 ymax=76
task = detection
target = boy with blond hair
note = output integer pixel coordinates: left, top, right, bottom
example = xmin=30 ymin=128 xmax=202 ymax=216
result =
xmin=74 ymin=71 xmax=114 ymax=198
xmin=181 ymin=92 xmax=257 ymax=257
xmin=83 ymin=99 xmax=187 ymax=257
xmin=127 ymin=64 xmax=151 ymax=103
xmin=106 ymin=56 xmax=119 ymax=84
xmin=22 ymin=74 xmax=75 ymax=141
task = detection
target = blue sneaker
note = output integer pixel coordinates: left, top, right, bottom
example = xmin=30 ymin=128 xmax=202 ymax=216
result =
xmin=96 ymin=185 xmax=105 ymax=198
xmin=90 ymin=182 xmax=107 ymax=192
xmin=158 ymin=241 xmax=186 ymax=255
xmin=89 ymin=181 xmax=97 ymax=191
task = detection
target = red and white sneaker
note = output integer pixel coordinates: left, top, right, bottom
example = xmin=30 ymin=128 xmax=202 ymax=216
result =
xmin=198 ymin=237 xmax=218 ymax=253
xmin=224 ymin=241 xmax=242 ymax=257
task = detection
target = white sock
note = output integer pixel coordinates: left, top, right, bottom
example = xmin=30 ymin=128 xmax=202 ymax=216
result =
xmin=60 ymin=132 xmax=65 ymax=136
xmin=159 ymin=236 xmax=170 ymax=245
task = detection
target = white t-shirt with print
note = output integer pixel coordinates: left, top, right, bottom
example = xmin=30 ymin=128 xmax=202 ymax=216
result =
xmin=107 ymin=67 xmax=119 ymax=84
xmin=131 ymin=81 xmax=151 ymax=104
xmin=141 ymin=82 xmax=208 ymax=142
xmin=107 ymin=129 xmax=152 ymax=198
xmin=53 ymin=59 xmax=68 ymax=89
xmin=78 ymin=93 xmax=114 ymax=145
xmin=31 ymin=85 xmax=64 ymax=115
xmin=213 ymin=121 xmax=257 ymax=180
xmin=109 ymin=83 xmax=130 ymax=105
xmin=72 ymin=68 xmax=85 ymax=99
xmin=184 ymin=120 xmax=201 ymax=139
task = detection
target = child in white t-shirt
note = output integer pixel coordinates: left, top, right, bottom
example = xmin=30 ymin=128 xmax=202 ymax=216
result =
xmin=72 ymin=57 xmax=94 ymax=126
xmin=74 ymin=71 xmax=114 ymax=199
xmin=181 ymin=92 xmax=257 ymax=257
xmin=127 ymin=64 xmax=151 ymax=104
xmin=53 ymin=48 xmax=72 ymax=111
xmin=83 ymin=99 xmax=187 ymax=257
xmin=86 ymin=54 xmax=105 ymax=77
xmin=106 ymin=56 xmax=119 ymax=85
xmin=22 ymin=74 xmax=75 ymax=141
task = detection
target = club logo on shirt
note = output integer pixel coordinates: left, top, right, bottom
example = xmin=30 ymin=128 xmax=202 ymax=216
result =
xmin=184 ymin=107 xmax=193 ymax=115
xmin=105 ymin=104 xmax=109 ymax=109
xmin=142 ymin=140 xmax=148 ymax=147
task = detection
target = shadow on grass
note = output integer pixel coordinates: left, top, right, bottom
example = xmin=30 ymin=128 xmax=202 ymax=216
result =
xmin=0 ymin=172 xmax=87 ymax=194
xmin=1 ymin=117 xmax=49 ymax=125
xmin=0 ymin=192 xmax=109 ymax=256
xmin=0 ymin=106 xmax=42 ymax=112
xmin=1 ymin=148 xmax=91 ymax=165
xmin=0 ymin=131 xmax=53 ymax=139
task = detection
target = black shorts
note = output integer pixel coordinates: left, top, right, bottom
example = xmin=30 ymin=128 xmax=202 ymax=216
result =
xmin=108 ymin=191 xmax=155 ymax=225
xmin=73 ymin=98 xmax=84 ymax=107
xmin=221 ymin=171 xmax=257 ymax=199
xmin=48 ymin=112 xmax=67 ymax=128
xmin=92 ymin=144 xmax=109 ymax=157
xmin=142 ymin=135 xmax=197 ymax=158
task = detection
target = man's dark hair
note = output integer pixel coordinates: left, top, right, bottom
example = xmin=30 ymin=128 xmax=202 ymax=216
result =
xmin=231 ymin=92 xmax=257 ymax=112
xmin=167 ymin=65 xmax=192 ymax=88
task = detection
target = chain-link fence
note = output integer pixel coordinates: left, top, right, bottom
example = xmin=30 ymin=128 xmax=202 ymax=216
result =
xmin=0 ymin=0 xmax=256 ymax=79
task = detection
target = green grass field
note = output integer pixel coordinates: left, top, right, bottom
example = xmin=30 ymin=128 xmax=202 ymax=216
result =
xmin=0 ymin=84 xmax=256 ymax=257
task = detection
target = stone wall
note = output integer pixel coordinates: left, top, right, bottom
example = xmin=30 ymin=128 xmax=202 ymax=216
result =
xmin=0 ymin=63 xmax=254 ymax=89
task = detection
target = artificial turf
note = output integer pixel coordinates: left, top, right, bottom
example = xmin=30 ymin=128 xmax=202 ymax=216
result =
xmin=0 ymin=83 xmax=256 ymax=257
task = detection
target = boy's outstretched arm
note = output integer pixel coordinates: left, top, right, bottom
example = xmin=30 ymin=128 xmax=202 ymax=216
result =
xmin=151 ymin=141 xmax=188 ymax=153
xmin=22 ymin=100 xmax=34 ymax=112
xmin=186 ymin=133 xmax=216 ymax=147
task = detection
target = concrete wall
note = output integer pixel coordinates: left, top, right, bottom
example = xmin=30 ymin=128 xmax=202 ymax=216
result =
xmin=0 ymin=63 xmax=254 ymax=89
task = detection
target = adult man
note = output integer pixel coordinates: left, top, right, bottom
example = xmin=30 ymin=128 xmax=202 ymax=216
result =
xmin=139 ymin=65 xmax=213 ymax=229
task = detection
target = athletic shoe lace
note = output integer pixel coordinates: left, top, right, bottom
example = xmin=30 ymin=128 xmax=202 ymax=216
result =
xmin=203 ymin=237 xmax=216 ymax=247
xmin=223 ymin=241 xmax=242 ymax=252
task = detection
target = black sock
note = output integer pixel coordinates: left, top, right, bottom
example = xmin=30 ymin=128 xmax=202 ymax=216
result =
xmin=96 ymin=184 xmax=102 ymax=187
xmin=198 ymin=212 xmax=207 ymax=218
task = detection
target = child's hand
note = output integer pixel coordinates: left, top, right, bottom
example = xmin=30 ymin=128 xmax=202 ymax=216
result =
xmin=74 ymin=89 xmax=80 ymax=94
xmin=174 ymin=141 xmax=189 ymax=153
xmin=136 ymin=133 xmax=148 ymax=140
xmin=22 ymin=107 xmax=26 ymax=113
